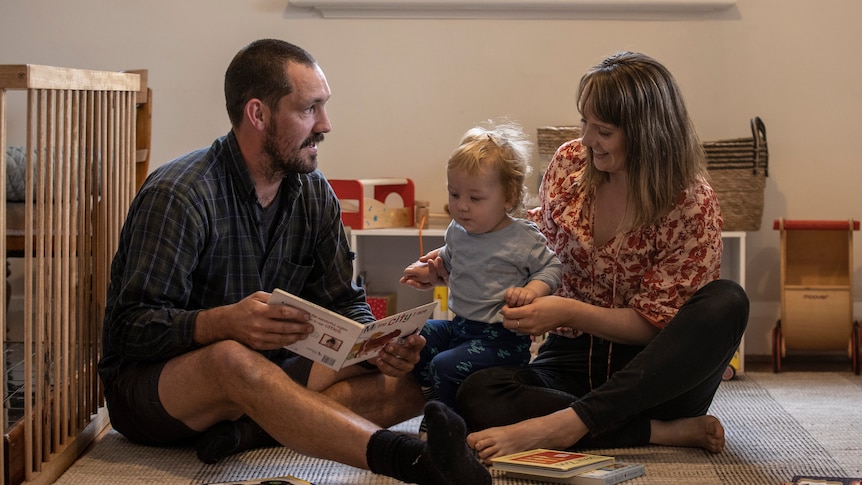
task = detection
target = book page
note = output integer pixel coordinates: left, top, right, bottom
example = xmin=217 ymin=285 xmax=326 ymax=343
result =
xmin=269 ymin=289 xmax=437 ymax=370
xmin=269 ymin=289 xmax=365 ymax=370
xmin=343 ymin=300 xmax=438 ymax=366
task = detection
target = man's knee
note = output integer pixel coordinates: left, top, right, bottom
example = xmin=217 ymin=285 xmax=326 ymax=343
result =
xmin=180 ymin=340 xmax=279 ymax=389
xmin=203 ymin=340 xmax=263 ymax=365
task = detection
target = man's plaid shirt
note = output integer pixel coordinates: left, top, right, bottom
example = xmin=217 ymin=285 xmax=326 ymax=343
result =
xmin=99 ymin=131 xmax=372 ymax=386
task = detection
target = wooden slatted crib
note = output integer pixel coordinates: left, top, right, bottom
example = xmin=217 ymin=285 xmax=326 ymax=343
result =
xmin=1 ymin=65 xmax=142 ymax=484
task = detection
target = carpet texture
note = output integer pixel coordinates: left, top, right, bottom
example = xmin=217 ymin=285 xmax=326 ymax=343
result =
xmin=53 ymin=372 xmax=862 ymax=484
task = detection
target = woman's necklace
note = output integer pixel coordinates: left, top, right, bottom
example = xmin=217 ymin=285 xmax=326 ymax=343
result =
xmin=588 ymin=185 xmax=627 ymax=391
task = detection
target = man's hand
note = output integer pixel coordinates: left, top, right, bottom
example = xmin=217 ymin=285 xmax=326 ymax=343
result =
xmin=366 ymin=333 xmax=426 ymax=378
xmin=194 ymin=291 xmax=314 ymax=350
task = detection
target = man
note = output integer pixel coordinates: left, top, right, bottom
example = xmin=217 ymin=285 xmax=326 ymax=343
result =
xmin=98 ymin=38 xmax=490 ymax=485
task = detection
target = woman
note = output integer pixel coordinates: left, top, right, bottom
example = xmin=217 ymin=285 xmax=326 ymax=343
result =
xmin=406 ymin=51 xmax=748 ymax=463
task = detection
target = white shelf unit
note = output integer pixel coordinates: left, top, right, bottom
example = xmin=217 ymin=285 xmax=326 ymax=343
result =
xmin=349 ymin=227 xmax=448 ymax=315
xmin=349 ymin=228 xmax=746 ymax=372
xmin=722 ymin=231 xmax=746 ymax=374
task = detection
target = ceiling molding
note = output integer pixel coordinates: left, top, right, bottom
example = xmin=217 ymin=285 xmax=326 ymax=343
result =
xmin=288 ymin=0 xmax=738 ymax=19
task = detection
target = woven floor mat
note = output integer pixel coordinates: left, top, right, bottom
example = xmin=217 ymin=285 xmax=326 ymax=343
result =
xmin=52 ymin=372 xmax=862 ymax=484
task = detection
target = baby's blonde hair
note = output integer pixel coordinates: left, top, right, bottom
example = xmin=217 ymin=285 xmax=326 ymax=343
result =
xmin=447 ymin=121 xmax=533 ymax=214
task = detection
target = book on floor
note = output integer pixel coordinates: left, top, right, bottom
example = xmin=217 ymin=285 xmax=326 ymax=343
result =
xmin=203 ymin=475 xmax=314 ymax=484
xmin=789 ymin=476 xmax=862 ymax=485
xmin=268 ymin=288 xmax=437 ymax=371
xmin=490 ymin=449 xmax=614 ymax=480
xmin=505 ymin=462 xmax=645 ymax=485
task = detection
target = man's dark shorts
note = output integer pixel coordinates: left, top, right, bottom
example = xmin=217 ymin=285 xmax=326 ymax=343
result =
xmin=104 ymin=352 xmax=313 ymax=446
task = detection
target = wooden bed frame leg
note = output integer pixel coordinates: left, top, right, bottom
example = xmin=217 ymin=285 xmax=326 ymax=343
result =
xmin=772 ymin=321 xmax=782 ymax=373
xmin=852 ymin=321 xmax=860 ymax=375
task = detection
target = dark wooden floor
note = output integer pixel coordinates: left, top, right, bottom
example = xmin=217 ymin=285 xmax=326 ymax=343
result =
xmin=745 ymin=353 xmax=858 ymax=373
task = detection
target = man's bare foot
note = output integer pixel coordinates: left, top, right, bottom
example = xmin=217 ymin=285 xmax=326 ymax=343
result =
xmin=650 ymin=415 xmax=725 ymax=453
xmin=466 ymin=409 xmax=587 ymax=465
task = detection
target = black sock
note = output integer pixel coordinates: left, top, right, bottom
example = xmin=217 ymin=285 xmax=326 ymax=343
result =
xmin=195 ymin=416 xmax=279 ymax=464
xmin=424 ymin=401 xmax=492 ymax=485
xmin=366 ymin=429 xmax=430 ymax=483
xmin=365 ymin=402 xmax=491 ymax=485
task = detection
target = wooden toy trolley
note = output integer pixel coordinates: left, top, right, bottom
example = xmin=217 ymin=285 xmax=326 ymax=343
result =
xmin=772 ymin=218 xmax=860 ymax=374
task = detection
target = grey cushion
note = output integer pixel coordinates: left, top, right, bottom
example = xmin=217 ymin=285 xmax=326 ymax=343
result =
xmin=5 ymin=146 xmax=27 ymax=201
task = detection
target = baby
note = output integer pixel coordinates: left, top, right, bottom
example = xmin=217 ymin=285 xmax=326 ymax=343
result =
xmin=401 ymin=121 xmax=562 ymax=409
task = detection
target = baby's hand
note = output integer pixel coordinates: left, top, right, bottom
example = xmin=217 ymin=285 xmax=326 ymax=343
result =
xmin=505 ymin=287 xmax=538 ymax=307
xmin=400 ymin=261 xmax=431 ymax=289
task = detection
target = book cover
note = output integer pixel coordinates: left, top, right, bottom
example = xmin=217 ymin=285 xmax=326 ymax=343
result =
xmin=203 ymin=475 xmax=313 ymax=484
xmin=791 ymin=476 xmax=862 ymax=485
xmin=268 ymin=289 xmax=437 ymax=371
xmin=491 ymin=449 xmax=614 ymax=479
xmin=506 ymin=462 xmax=645 ymax=485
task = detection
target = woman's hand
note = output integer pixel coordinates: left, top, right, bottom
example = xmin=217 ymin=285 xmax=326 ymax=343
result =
xmin=499 ymin=295 xmax=575 ymax=337
xmin=400 ymin=261 xmax=432 ymax=289
xmin=502 ymin=295 xmax=659 ymax=345
xmin=400 ymin=248 xmax=449 ymax=290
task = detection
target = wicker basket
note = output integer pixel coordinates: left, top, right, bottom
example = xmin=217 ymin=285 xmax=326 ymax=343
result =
xmin=537 ymin=118 xmax=768 ymax=232
xmin=536 ymin=125 xmax=581 ymax=172
xmin=704 ymin=117 xmax=768 ymax=231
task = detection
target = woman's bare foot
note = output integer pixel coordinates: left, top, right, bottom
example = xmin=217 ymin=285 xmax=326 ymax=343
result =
xmin=650 ymin=415 xmax=725 ymax=453
xmin=466 ymin=409 xmax=587 ymax=465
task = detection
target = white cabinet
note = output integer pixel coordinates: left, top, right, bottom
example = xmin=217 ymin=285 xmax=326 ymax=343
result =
xmin=349 ymin=228 xmax=447 ymax=314
xmin=722 ymin=231 xmax=746 ymax=373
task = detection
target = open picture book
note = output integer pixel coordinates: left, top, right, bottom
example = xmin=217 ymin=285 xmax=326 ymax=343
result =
xmin=268 ymin=289 xmax=438 ymax=370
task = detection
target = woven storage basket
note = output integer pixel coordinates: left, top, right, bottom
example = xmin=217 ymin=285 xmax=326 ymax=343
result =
xmin=536 ymin=126 xmax=581 ymax=173
xmin=537 ymin=118 xmax=768 ymax=232
xmin=704 ymin=117 xmax=768 ymax=231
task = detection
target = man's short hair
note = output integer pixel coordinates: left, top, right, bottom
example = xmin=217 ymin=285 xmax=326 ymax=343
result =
xmin=224 ymin=39 xmax=317 ymax=127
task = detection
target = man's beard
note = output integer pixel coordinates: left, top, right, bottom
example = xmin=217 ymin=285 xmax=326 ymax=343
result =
xmin=262 ymin=122 xmax=324 ymax=178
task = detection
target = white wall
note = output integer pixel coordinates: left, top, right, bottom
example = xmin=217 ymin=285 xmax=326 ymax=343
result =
xmin=2 ymin=0 xmax=861 ymax=357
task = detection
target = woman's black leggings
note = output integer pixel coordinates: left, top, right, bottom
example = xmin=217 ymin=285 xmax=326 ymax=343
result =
xmin=455 ymin=279 xmax=749 ymax=449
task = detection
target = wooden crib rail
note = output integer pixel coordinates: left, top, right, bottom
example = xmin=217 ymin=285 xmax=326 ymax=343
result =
xmin=1 ymin=64 xmax=141 ymax=485
xmin=0 ymin=65 xmax=140 ymax=92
